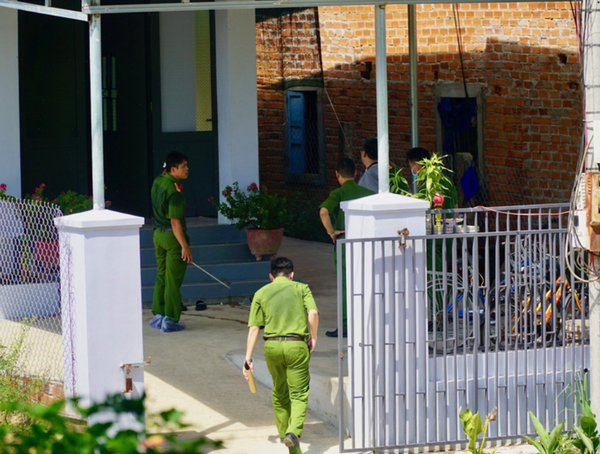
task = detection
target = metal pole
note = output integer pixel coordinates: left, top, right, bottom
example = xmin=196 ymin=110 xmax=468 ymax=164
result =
xmin=408 ymin=4 xmax=418 ymax=148
xmin=375 ymin=4 xmax=389 ymax=194
xmin=585 ymin=0 xmax=600 ymax=417
xmin=89 ymin=14 xmax=106 ymax=210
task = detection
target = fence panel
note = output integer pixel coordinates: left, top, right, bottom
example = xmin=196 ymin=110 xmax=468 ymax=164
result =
xmin=0 ymin=199 xmax=74 ymax=398
xmin=338 ymin=203 xmax=590 ymax=452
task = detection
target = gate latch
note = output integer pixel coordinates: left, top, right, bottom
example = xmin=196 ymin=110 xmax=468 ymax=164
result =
xmin=398 ymin=228 xmax=410 ymax=248
xmin=120 ymin=357 xmax=151 ymax=393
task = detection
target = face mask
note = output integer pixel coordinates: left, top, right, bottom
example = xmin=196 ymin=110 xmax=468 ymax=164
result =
xmin=411 ymin=169 xmax=419 ymax=180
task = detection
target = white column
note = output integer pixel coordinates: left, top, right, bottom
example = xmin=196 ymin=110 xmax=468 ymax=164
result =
xmin=89 ymin=13 xmax=105 ymax=210
xmin=0 ymin=9 xmax=21 ymax=198
xmin=584 ymin=0 xmax=600 ymax=416
xmin=341 ymin=193 xmax=429 ymax=447
xmin=375 ymin=5 xmax=389 ymax=194
xmin=55 ymin=210 xmax=145 ymax=405
xmin=215 ymin=8 xmax=259 ymax=223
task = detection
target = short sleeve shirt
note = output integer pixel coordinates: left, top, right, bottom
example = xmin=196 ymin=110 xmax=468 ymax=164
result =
xmin=151 ymin=174 xmax=187 ymax=231
xmin=319 ymin=180 xmax=375 ymax=231
xmin=248 ymin=276 xmax=318 ymax=339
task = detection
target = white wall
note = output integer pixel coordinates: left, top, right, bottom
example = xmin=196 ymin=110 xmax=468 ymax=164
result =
xmin=0 ymin=9 xmax=21 ymax=198
xmin=215 ymin=8 xmax=259 ymax=222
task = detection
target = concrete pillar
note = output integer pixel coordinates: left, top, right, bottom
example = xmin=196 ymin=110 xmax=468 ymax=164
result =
xmin=0 ymin=9 xmax=21 ymax=198
xmin=341 ymin=193 xmax=429 ymax=447
xmin=55 ymin=210 xmax=145 ymax=405
xmin=215 ymin=8 xmax=259 ymax=223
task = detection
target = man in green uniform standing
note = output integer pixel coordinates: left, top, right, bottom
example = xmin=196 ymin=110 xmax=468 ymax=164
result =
xmin=319 ymin=158 xmax=374 ymax=338
xmin=149 ymin=151 xmax=193 ymax=333
xmin=243 ymin=257 xmax=319 ymax=454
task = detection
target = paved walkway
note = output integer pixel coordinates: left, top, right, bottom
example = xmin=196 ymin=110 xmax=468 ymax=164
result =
xmin=142 ymin=236 xmax=537 ymax=454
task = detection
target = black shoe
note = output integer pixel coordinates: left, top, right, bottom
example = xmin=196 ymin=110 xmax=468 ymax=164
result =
xmin=180 ymin=303 xmax=188 ymax=311
xmin=283 ymin=433 xmax=301 ymax=453
xmin=195 ymin=300 xmax=207 ymax=311
xmin=325 ymin=329 xmax=347 ymax=338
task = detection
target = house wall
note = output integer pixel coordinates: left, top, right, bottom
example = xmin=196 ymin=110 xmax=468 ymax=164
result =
xmin=256 ymin=3 xmax=582 ymax=208
xmin=0 ymin=9 xmax=21 ymax=198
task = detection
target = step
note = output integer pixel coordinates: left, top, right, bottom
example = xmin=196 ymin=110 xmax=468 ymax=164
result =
xmin=141 ymin=261 xmax=271 ymax=286
xmin=140 ymin=224 xmax=246 ymax=248
xmin=140 ymin=242 xmax=258 ymax=266
xmin=141 ymin=278 xmax=269 ymax=303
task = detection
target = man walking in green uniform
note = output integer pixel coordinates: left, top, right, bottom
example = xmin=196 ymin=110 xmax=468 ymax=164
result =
xmin=149 ymin=151 xmax=193 ymax=333
xmin=243 ymin=257 xmax=319 ymax=454
xmin=319 ymin=158 xmax=374 ymax=338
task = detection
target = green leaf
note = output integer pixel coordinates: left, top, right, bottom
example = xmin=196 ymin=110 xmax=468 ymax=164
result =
xmin=580 ymin=416 xmax=597 ymax=437
xmin=523 ymin=435 xmax=548 ymax=454
xmin=529 ymin=410 xmax=550 ymax=448
xmin=574 ymin=425 xmax=595 ymax=454
xmin=547 ymin=421 xmax=565 ymax=452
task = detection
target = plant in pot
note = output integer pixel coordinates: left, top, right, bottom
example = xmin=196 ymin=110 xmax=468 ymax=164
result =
xmin=210 ymin=182 xmax=287 ymax=261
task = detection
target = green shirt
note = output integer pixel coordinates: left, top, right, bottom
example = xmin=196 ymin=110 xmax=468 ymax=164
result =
xmin=248 ymin=276 xmax=318 ymax=339
xmin=151 ymin=174 xmax=187 ymax=231
xmin=319 ymin=180 xmax=374 ymax=231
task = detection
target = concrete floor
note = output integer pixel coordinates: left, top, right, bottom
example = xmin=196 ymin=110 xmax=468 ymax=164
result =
xmin=142 ymin=236 xmax=343 ymax=454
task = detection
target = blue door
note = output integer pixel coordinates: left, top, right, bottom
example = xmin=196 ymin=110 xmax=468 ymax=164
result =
xmin=287 ymin=91 xmax=306 ymax=174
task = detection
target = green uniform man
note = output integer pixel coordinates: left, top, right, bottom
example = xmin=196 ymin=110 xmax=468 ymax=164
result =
xmin=149 ymin=152 xmax=193 ymax=333
xmin=244 ymin=257 xmax=319 ymax=454
xmin=319 ymin=157 xmax=374 ymax=338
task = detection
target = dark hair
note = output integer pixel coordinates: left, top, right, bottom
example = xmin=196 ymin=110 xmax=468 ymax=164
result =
xmin=271 ymin=257 xmax=294 ymax=277
xmin=362 ymin=137 xmax=378 ymax=161
xmin=337 ymin=157 xmax=356 ymax=178
xmin=165 ymin=152 xmax=189 ymax=173
xmin=407 ymin=147 xmax=430 ymax=164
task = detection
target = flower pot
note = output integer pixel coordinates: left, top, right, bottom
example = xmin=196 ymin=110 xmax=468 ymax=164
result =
xmin=245 ymin=228 xmax=284 ymax=261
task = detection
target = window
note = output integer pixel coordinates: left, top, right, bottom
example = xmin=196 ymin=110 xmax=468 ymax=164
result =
xmin=285 ymin=88 xmax=325 ymax=184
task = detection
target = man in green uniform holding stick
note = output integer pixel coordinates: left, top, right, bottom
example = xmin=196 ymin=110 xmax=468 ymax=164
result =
xmin=243 ymin=257 xmax=319 ymax=454
xmin=149 ymin=151 xmax=193 ymax=333
xmin=319 ymin=158 xmax=374 ymax=338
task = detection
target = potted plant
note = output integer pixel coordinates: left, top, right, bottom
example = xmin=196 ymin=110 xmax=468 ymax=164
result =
xmin=210 ymin=182 xmax=287 ymax=261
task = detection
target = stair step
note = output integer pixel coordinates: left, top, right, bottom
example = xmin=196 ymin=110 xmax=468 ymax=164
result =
xmin=141 ymin=278 xmax=269 ymax=302
xmin=140 ymin=223 xmax=246 ymax=248
xmin=140 ymin=242 xmax=261 ymax=265
xmin=141 ymin=261 xmax=270 ymax=286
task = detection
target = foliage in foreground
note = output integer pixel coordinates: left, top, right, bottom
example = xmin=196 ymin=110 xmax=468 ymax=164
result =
xmin=459 ymin=406 xmax=497 ymax=454
xmin=0 ymin=322 xmax=46 ymax=428
xmin=0 ymin=393 xmax=222 ymax=454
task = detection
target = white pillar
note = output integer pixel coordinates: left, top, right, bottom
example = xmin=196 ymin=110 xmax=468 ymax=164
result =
xmin=215 ymin=8 xmax=259 ymax=223
xmin=55 ymin=210 xmax=145 ymax=405
xmin=375 ymin=5 xmax=389 ymax=194
xmin=0 ymin=9 xmax=21 ymax=198
xmin=341 ymin=193 xmax=429 ymax=447
xmin=89 ymin=13 xmax=105 ymax=210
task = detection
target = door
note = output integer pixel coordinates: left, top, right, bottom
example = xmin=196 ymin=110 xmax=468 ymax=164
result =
xmin=150 ymin=11 xmax=218 ymax=217
xmin=101 ymin=13 xmax=151 ymax=217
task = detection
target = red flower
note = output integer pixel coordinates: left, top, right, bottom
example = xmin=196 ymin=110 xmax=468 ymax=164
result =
xmin=0 ymin=183 xmax=7 ymax=192
xmin=247 ymin=183 xmax=258 ymax=192
xmin=208 ymin=197 xmax=215 ymax=203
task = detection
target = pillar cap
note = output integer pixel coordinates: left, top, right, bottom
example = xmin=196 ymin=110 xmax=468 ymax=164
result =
xmin=342 ymin=193 xmax=429 ymax=213
xmin=54 ymin=209 xmax=145 ymax=231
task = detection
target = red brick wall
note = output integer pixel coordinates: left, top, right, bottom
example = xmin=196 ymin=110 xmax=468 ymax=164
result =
xmin=256 ymin=2 xmax=582 ymax=207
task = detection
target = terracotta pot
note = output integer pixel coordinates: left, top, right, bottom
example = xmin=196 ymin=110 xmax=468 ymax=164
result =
xmin=245 ymin=228 xmax=284 ymax=261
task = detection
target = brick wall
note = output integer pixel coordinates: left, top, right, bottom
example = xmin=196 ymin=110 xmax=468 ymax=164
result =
xmin=256 ymin=2 xmax=582 ymax=207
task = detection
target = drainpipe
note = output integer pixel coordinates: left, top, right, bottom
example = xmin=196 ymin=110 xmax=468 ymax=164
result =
xmin=408 ymin=4 xmax=418 ymax=148
xmin=89 ymin=12 xmax=105 ymax=210
xmin=375 ymin=4 xmax=389 ymax=194
xmin=585 ymin=0 xmax=600 ymax=417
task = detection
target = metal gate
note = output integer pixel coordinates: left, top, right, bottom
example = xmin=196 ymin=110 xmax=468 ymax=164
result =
xmin=337 ymin=203 xmax=590 ymax=452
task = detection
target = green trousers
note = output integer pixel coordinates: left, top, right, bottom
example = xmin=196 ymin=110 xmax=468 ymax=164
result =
xmin=264 ymin=340 xmax=311 ymax=438
xmin=152 ymin=230 xmax=189 ymax=323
